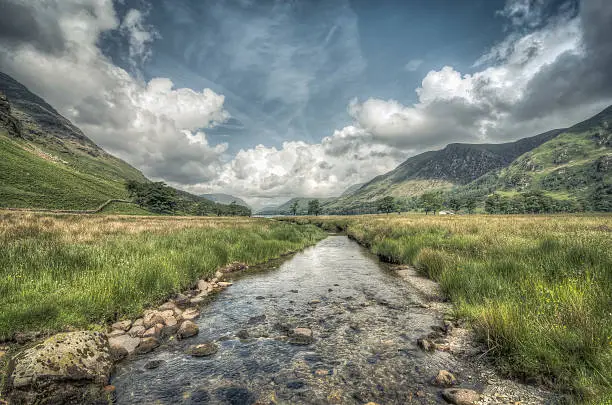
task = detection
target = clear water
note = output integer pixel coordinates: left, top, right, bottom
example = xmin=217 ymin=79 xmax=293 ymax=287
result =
xmin=111 ymin=236 xmax=461 ymax=404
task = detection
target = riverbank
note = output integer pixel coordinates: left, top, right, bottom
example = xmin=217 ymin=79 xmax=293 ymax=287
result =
xmin=0 ymin=212 xmax=325 ymax=391
xmin=282 ymin=214 xmax=612 ymax=403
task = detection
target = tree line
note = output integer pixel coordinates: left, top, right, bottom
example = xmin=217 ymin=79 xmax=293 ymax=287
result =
xmin=125 ymin=181 xmax=251 ymax=216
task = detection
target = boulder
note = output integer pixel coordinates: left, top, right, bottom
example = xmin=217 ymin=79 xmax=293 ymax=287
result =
xmin=158 ymin=301 xmax=176 ymax=311
xmin=181 ymin=308 xmax=200 ymax=321
xmin=159 ymin=310 xmax=174 ymax=320
xmin=161 ymin=316 xmax=179 ymax=336
xmin=177 ymin=321 xmax=199 ymax=339
xmin=127 ymin=325 xmax=146 ymax=338
xmin=197 ymin=280 xmax=209 ymax=291
xmin=289 ymin=327 xmax=313 ymax=345
xmin=217 ymin=281 xmax=233 ymax=288
xmin=109 ymin=345 xmax=128 ymax=361
xmin=135 ymin=337 xmax=160 ymax=354
xmin=417 ymin=338 xmax=435 ymax=352
xmin=441 ymin=388 xmax=480 ymax=405
xmin=221 ymin=262 xmax=248 ymax=273
xmin=143 ymin=312 xmax=165 ymax=329
xmin=132 ymin=318 xmax=144 ymax=327
xmin=107 ymin=329 xmax=126 ymax=338
xmin=174 ymin=293 xmax=190 ymax=309
xmin=187 ymin=342 xmax=218 ymax=357
xmin=433 ymin=370 xmax=457 ymax=387
xmin=8 ymin=331 xmax=113 ymax=405
xmin=108 ymin=334 xmax=141 ymax=355
xmin=142 ymin=324 xmax=163 ymax=339
xmin=111 ymin=320 xmax=132 ymax=331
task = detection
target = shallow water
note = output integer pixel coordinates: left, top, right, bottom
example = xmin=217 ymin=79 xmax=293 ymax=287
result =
xmin=112 ymin=235 xmax=460 ymax=404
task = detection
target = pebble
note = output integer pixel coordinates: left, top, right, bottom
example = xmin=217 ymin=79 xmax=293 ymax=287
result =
xmin=433 ymin=369 xmax=457 ymax=387
xmin=441 ymin=388 xmax=481 ymax=405
xmin=188 ymin=342 xmax=219 ymax=357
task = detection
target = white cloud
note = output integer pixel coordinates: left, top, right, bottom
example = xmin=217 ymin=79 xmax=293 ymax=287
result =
xmin=0 ymin=0 xmax=229 ymax=185
xmin=404 ymin=59 xmax=423 ymax=72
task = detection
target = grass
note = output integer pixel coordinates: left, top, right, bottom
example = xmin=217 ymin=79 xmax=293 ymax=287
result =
xmin=285 ymin=214 xmax=612 ymax=402
xmin=0 ymin=133 xmax=134 ymax=210
xmin=95 ymin=201 xmax=153 ymax=215
xmin=0 ymin=212 xmax=325 ymax=338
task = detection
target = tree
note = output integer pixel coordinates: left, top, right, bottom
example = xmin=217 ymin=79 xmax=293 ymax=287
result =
xmin=377 ymin=196 xmax=396 ymax=214
xmin=126 ymin=181 xmax=177 ymax=214
xmin=290 ymin=200 xmax=299 ymax=216
xmin=464 ymin=197 xmax=477 ymax=214
xmin=484 ymin=193 xmax=502 ymax=214
xmin=307 ymin=199 xmax=322 ymax=216
xmin=419 ymin=192 xmax=442 ymax=215
xmin=447 ymin=196 xmax=462 ymax=212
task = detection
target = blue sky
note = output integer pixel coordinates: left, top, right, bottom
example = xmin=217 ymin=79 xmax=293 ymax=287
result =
xmin=107 ymin=0 xmax=512 ymax=153
xmin=1 ymin=0 xmax=610 ymax=207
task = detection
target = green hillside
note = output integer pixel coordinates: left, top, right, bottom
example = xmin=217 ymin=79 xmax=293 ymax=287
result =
xmin=449 ymin=105 xmax=612 ymax=211
xmin=201 ymin=193 xmax=250 ymax=208
xmin=0 ymin=72 xmax=148 ymax=210
xmin=0 ymin=131 xmax=133 ymax=209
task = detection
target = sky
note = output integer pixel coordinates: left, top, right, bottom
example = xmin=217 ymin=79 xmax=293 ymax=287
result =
xmin=0 ymin=0 xmax=611 ymax=208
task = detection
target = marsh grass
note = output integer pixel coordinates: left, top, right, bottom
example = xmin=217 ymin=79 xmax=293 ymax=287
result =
xmin=288 ymin=214 xmax=612 ymax=402
xmin=0 ymin=211 xmax=325 ymax=338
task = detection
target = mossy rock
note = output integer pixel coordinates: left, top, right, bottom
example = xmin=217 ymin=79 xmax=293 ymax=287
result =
xmin=7 ymin=331 xmax=113 ymax=404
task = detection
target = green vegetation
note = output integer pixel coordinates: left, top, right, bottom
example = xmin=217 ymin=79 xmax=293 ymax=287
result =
xmin=0 ymin=133 xmax=132 ymax=209
xmin=286 ymin=214 xmax=612 ymax=402
xmin=0 ymin=212 xmax=325 ymax=338
xmin=96 ymin=201 xmax=153 ymax=216
xmin=307 ymin=199 xmax=322 ymax=216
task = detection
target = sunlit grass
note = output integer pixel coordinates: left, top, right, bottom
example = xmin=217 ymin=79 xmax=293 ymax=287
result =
xmin=287 ymin=214 xmax=612 ymax=402
xmin=0 ymin=211 xmax=325 ymax=338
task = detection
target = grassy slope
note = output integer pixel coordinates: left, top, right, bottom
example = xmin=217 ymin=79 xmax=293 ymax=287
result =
xmin=0 ymin=132 xmax=134 ymax=209
xmin=0 ymin=212 xmax=325 ymax=338
xmin=286 ymin=214 xmax=612 ymax=402
xmin=96 ymin=201 xmax=153 ymax=215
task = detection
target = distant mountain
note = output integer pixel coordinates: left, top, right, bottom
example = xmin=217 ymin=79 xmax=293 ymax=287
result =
xmin=325 ymin=106 xmax=611 ymax=213
xmin=255 ymin=197 xmax=335 ymax=215
xmin=201 ymin=193 xmax=249 ymax=208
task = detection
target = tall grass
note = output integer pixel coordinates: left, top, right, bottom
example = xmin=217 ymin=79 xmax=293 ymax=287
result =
xmin=0 ymin=212 xmax=325 ymax=338
xmin=287 ymin=214 xmax=612 ymax=402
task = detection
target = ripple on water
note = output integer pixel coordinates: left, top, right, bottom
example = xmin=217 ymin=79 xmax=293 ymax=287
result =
xmin=111 ymin=236 xmax=454 ymax=404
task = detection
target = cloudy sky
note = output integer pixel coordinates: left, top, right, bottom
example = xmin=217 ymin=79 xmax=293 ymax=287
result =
xmin=1 ymin=0 xmax=611 ymax=208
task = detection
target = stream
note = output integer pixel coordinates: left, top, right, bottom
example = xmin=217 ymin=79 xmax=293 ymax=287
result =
xmin=111 ymin=235 xmax=469 ymax=404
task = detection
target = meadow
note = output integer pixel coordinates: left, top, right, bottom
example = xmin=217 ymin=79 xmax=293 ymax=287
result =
xmin=0 ymin=211 xmax=325 ymax=339
xmin=286 ymin=214 xmax=612 ymax=402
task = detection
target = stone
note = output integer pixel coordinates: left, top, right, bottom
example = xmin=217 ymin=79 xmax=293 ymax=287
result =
xmin=144 ymin=360 xmax=164 ymax=369
xmin=190 ymin=296 xmax=205 ymax=305
xmin=109 ymin=344 xmax=128 ymax=361
xmin=142 ymin=325 xmax=162 ymax=339
xmin=127 ymin=325 xmax=146 ymax=338
xmin=314 ymin=369 xmax=329 ymax=376
xmin=187 ymin=342 xmax=218 ymax=357
xmin=309 ymin=300 xmax=321 ymax=305
xmin=433 ymin=370 xmax=457 ymax=387
xmin=108 ymin=334 xmax=141 ymax=355
xmin=135 ymin=337 xmax=159 ymax=354
xmin=221 ymin=262 xmax=248 ymax=273
xmin=111 ymin=320 xmax=132 ymax=331
xmin=174 ymin=293 xmax=190 ymax=309
xmin=441 ymin=388 xmax=480 ymax=405
xmin=143 ymin=312 xmax=165 ymax=329
xmin=132 ymin=318 xmax=144 ymax=327
xmin=173 ymin=307 xmax=184 ymax=317
xmin=161 ymin=316 xmax=179 ymax=336
xmin=8 ymin=331 xmax=113 ymax=405
xmin=181 ymin=308 xmax=200 ymax=321
xmin=159 ymin=310 xmax=175 ymax=320
xmin=197 ymin=280 xmax=210 ymax=291
xmin=290 ymin=289 xmax=299 ymax=293
xmin=107 ymin=329 xmax=126 ymax=338
xmin=159 ymin=301 xmax=176 ymax=311
xmin=289 ymin=327 xmax=313 ymax=345
xmin=217 ymin=281 xmax=233 ymax=288
xmin=417 ymin=338 xmax=435 ymax=352
xmin=177 ymin=320 xmax=199 ymax=339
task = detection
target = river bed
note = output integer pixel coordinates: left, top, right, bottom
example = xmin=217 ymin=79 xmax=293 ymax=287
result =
xmin=111 ymin=235 xmax=473 ymax=404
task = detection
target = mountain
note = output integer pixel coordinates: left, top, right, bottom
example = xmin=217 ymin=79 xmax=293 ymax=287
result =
xmin=0 ymin=72 xmax=151 ymax=210
xmin=255 ymin=197 xmax=335 ymax=215
xmin=453 ymin=105 xmax=612 ymax=208
xmin=327 ymin=105 xmax=611 ymax=213
xmin=0 ymin=72 xmax=245 ymax=214
xmin=340 ymin=183 xmax=365 ymax=197
xmin=201 ymin=193 xmax=250 ymax=208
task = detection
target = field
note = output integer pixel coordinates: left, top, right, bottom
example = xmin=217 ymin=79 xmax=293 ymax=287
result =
xmin=286 ymin=214 xmax=612 ymax=402
xmin=0 ymin=212 xmax=325 ymax=339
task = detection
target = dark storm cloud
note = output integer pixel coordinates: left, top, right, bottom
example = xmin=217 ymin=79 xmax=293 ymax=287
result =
xmin=513 ymin=0 xmax=612 ymax=120
xmin=0 ymin=1 xmax=65 ymax=54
